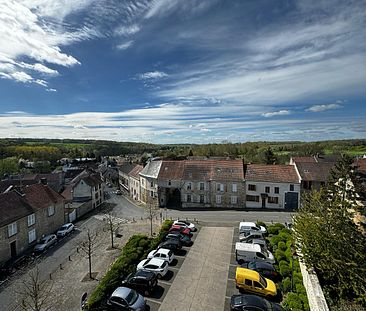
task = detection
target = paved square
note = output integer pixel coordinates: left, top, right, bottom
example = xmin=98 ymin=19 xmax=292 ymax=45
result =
xmin=159 ymin=227 xmax=234 ymax=311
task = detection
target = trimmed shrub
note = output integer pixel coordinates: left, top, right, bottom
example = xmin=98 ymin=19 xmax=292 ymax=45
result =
xmin=280 ymin=263 xmax=291 ymax=278
xmin=278 ymin=241 xmax=287 ymax=251
xmin=281 ymin=277 xmax=292 ymax=293
xmin=268 ymin=223 xmax=285 ymax=235
xmin=275 ymin=249 xmax=286 ymax=262
xmin=283 ymin=292 xmax=305 ymax=311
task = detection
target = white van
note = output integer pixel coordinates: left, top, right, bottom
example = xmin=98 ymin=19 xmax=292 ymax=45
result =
xmin=235 ymin=242 xmax=275 ymax=264
xmin=239 ymin=222 xmax=267 ymax=234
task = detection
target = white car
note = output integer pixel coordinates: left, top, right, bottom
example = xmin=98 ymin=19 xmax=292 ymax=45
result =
xmin=137 ymin=258 xmax=169 ymax=278
xmin=173 ymin=220 xmax=197 ymax=232
xmin=56 ymin=223 xmax=75 ymax=237
xmin=34 ymin=234 xmax=57 ymax=252
xmin=147 ymin=248 xmax=175 ymax=264
xmin=239 ymin=222 xmax=267 ymax=234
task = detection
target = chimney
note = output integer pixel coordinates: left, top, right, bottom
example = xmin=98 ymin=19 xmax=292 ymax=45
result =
xmin=40 ymin=178 xmax=47 ymax=185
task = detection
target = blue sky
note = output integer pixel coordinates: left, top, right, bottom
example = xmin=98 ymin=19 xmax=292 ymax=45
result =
xmin=0 ymin=0 xmax=365 ymax=143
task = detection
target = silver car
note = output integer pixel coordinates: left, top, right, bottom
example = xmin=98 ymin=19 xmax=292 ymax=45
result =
xmin=107 ymin=287 xmax=147 ymax=310
xmin=34 ymin=234 xmax=57 ymax=252
xmin=57 ymin=223 xmax=75 ymax=237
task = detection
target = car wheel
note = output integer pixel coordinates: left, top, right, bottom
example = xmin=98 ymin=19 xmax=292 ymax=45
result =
xmin=157 ymin=274 xmax=162 ymax=279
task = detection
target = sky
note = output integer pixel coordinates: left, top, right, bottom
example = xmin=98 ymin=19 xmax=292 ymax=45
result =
xmin=0 ymin=0 xmax=365 ymax=144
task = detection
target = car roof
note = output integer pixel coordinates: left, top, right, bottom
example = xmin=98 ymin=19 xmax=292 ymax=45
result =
xmin=251 ymin=261 xmax=274 ymax=270
xmin=232 ymin=294 xmax=269 ymax=308
xmin=135 ymin=269 xmax=155 ymax=279
xmin=239 ymin=222 xmax=257 ymax=227
xmin=111 ymin=287 xmax=131 ymax=299
xmin=146 ymin=258 xmax=166 ymax=266
xmin=236 ymin=267 xmax=260 ymax=282
xmin=163 ymin=239 xmax=179 ymax=245
xmin=155 ymin=248 xmax=171 ymax=255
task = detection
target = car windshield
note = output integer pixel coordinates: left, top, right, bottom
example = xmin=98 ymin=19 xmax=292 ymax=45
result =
xmin=125 ymin=289 xmax=138 ymax=305
xmin=259 ymin=274 xmax=267 ymax=288
xmin=40 ymin=238 xmax=48 ymax=244
xmin=60 ymin=225 xmax=68 ymax=230
xmin=248 ymin=262 xmax=257 ymax=269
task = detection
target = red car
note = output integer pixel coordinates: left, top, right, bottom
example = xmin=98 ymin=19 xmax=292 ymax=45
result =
xmin=169 ymin=225 xmax=192 ymax=237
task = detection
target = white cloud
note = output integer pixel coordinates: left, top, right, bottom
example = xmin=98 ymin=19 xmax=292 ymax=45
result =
xmin=116 ymin=41 xmax=134 ymax=50
xmin=46 ymin=88 xmax=57 ymax=92
xmin=138 ymin=71 xmax=168 ymax=80
xmin=306 ymin=103 xmax=342 ymax=112
xmin=262 ymin=110 xmax=291 ymax=118
xmin=19 ymin=62 xmax=59 ymax=76
xmin=115 ymin=24 xmax=140 ymax=36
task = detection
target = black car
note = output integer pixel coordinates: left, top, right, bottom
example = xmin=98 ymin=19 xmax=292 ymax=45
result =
xmin=158 ymin=239 xmax=182 ymax=252
xmin=230 ymin=294 xmax=284 ymax=311
xmin=240 ymin=261 xmax=280 ymax=282
xmin=165 ymin=233 xmax=193 ymax=246
xmin=121 ymin=270 xmax=158 ymax=296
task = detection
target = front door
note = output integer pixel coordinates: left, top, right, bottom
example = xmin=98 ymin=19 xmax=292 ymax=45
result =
xmin=285 ymin=192 xmax=299 ymax=210
xmin=261 ymin=197 xmax=266 ymax=208
xmin=10 ymin=241 xmax=17 ymax=258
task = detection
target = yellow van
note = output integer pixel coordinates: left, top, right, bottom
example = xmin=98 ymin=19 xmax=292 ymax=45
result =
xmin=235 ymin=267 xmax=277 ymax=298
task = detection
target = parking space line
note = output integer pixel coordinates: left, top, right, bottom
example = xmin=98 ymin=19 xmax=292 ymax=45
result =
xmin=228 ymin=278 xmax=235 ymax=282
xmin=145 ymin=297 xmax=162 ymax=305
xmin=159 ymin=280 xmax=172 ymax=286
xmin=169 ymin=266 xmax=180 ymax=271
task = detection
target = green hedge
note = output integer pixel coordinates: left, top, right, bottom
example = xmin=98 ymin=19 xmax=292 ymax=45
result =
xmin=85 ymin=220 xmax=173 ymax=310
xmin=267 ymin=224 xmax=309 ymax=311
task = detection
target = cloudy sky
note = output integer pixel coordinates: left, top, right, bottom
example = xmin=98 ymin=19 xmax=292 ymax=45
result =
xmin=0 ymin=0 xmax=365 ymax=143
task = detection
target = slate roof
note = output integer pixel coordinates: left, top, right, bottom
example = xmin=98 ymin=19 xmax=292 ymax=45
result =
xmin=245 ymin=164 xmax=299 ymax=183
xmin=22 ymin=184 xmax=64 ymax=209
xmin=129 ymin=164 xmax=144 ymax=179
xmin=182 ymin=159 xmax=244 ymax=181
xmin=0 ymin=179 xmax=38 ymax=193
xmin=291 ymin=155 xmax=340 ymax=164
xmin=295 ymin=162 xmax=335 ymax=182
xmin=80 ymin=174 xmax=102 ymax=187
xmin=0 ymin=191 xmax=34 ymax=227
xmin=140 ymin=160 xmax=162 ymax=179
xmin=291 ymin=156 xmax=316 ymax=163
xmin=118 ymin=163 xmax=137 ymax=175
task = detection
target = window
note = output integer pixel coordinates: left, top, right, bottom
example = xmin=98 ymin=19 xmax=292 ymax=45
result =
xmin=246 ymin=195 xmax=259 ymax=202
xmin=268 ymin=196 xmax=279 ymax=204
xmin=28 ymin=229 xmax=36 ymax=244
xmin=8 ymin=222 xmax=17 ymax=237
xmin=244 ymin=279 xmax=252 ymax=286
xmin=150 ymin=190 xmax=153 ymax=197
xmin=274 ymin=187 xmax=279 ymax=194
xmin=200 ymin=195 xmax=204 ymax=203
xmin=253 ymin=281 xmax=263 ymax=289
xmin=94 ymin=186 xmax=97 ymax=191
xmin=265 ymin=186 xmax=270 ymax=193
xmin=168 ymin=180 xmax=171 ymax=186
xmin=199 ymin=182 xmax=204 ymax=191
xmin=231 ymin=196 xmax=237 ymax=204
xmin=232 ymin=183 xmax=237 ymax=192
xmin=290 ymin=184 xmax=294 ymax=191
xmin=95 ymin=192 xmax=99 ymax=199
xmin=248 ymin=184 xmax=256 ymax=191
xmin=150 ymin=181 xmax=154 ymax=187
xmin=216 ymin=195 xmax=222 ymax=204
xmin=142 ymin=179 xmax=144 ymax=186
xmin=216 ymin=183 xmax=224 ymax=192
xmin=48 ymin=205 xmax=55 ymax=216
xmin=187 ymin=182 xmax=192 ymax=190
xmin=187 ymin=194 xmax=192 ymax=203
xmin=27 ymin=213 xmax=35 ymax=227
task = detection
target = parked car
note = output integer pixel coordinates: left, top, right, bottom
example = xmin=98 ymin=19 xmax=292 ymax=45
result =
xmin=235 ymin=243 xmax=275 ymax=264
xmin=169 ymin=225 xmax=192 ymax=237
xmin=165 ymin=233 xmax=193 ymax=246
xmin=121 ymin=270 xmax=158 ymax=296
xmin=173 ymin=220 xmax=197 ymax=232
xmin=245 ymin=238 xmax=267 ymax=249
xmin=230 ymin=294 xmax=284 ymax=311
xmin=137 ymin=258 xmax=169 ymax=278
xmin=239 ymin=231 xmax=265 ymax=242
xmin=148 ymin=248 xmax=175 ymax=264
xmin=115 ymin=190 xmax=122 ymax=195
xmin=235 ymin=267 xmax=277 ymax=299
xmin=240 ymin=262 xmax=280 ymax=282
xmin=158 ymin=239 xmax=182 ymax=253
xmin=107 ymin=287 xmax=147 ymax=310
xmin=34 ymin=234 xmax=57 ymax=252
xmin=239 ymin=222 xmax=267 ymax=234
xmin=56 ymin=223 xmax=75 ymax=237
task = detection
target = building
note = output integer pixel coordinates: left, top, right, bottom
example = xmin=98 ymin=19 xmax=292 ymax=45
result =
xmin=118 ymin=163 xmax=139 ymax=191
xmin=139 ymin=160 xmax=162 ymax=206
xmin=0 ymin=184 xmax=64 ymax=265
xmin=293 ymin=162 xmax=334 ymax=191
xmin=128 ymin=164 xmax=143 ymax=201
xmin=244 ymin=164 xmax=300 ymax=209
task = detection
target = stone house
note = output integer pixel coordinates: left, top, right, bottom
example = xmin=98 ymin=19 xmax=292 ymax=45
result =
xmin=0 ymin=184 xmax=64 ymax=265
xmin=128 ymin=164 xmax=143 ymax=201
xmin=139 ymin=160 xmax=162 ymax=207
xmin=244 ymin=164 xmax=300 ymax=209
xmin=118 ymin=163 xmax=138 ymax=191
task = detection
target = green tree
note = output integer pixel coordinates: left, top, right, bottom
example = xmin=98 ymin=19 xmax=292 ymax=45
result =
xmin=264 ymin=147 xmax=277 ymax=164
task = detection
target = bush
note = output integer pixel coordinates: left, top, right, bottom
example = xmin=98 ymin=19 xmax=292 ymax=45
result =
xmin=281 ymin=277 xmax=292 ymax=293
xmin=280 ymin=263 xmax=291 ymax=278
xmin=278 ymin=241 xmax=287 ymax=251
xmin=283 ymin=292 xmax=305 ymax=311
xmin=268 ymin=223 xmax=285 ymax=235
xmin=275 ymin=249 xmax=286 ymax=262
xmin=256 ymin=221 xmax=267 ymax=229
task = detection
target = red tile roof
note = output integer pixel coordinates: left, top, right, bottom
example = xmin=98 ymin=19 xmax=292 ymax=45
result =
xmin=295 ymin=162 xmax=335 ymax=181
xmin=0 ymin=191 xmax=34 ymax=227
xmin=245 ymin=164 xmax=299 ymax=183
xmin=354 ymin=158 xmax=366 ymax=174
xmin=158 ymin=161 xmax=185 ymax=180
xmin=129 ymin=164 xmax=144 ymax=179
xmin=182 ymin=159 xmax=244 ymax=181
xmin=23 ymin=184 xmax=64 ymax=210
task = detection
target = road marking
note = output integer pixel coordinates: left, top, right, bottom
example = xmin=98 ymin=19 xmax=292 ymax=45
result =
xmin=145 ymin=297 xmax=162 ymax=304
xmin=225 ymin=296 xmax=231 ymax=299
xmin=169 ymin=266 xmax=180 ymax=271
xmin=158 ymin=280 xmax=172 ymax=285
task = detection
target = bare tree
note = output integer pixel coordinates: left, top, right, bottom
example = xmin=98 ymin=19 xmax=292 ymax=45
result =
xmin=103 ymin=208 xmax=124 ymax=249
xmin=16 ymin=266 xmax=53 ymax=311
xmin=79 ymin=229 xmax=98 ymax=279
